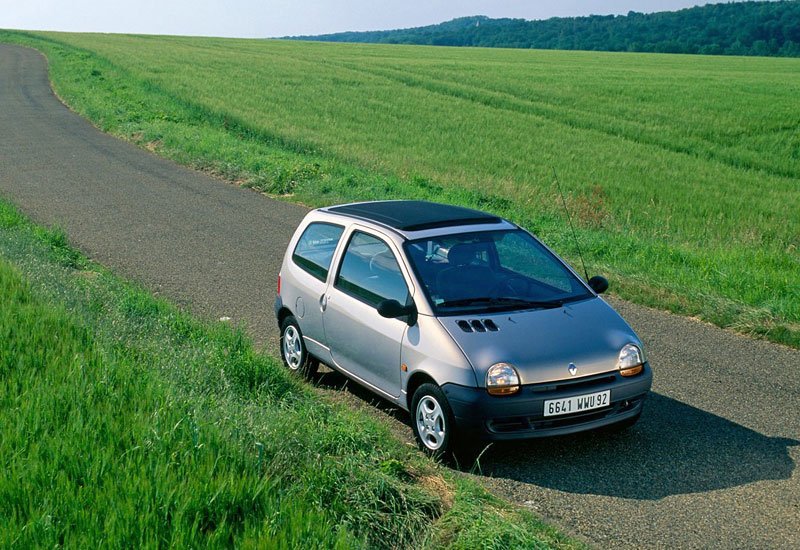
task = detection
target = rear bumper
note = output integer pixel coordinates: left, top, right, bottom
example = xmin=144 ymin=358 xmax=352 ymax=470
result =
xmin=274 ymin=295 xmax=283 ymax=323
xmin=442 ymin=364 xmax=652 ymax=441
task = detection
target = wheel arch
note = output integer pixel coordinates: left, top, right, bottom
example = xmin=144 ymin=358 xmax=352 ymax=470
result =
xmin=405 ymin=371 xmax=437 ymax=411
xmin=277 ymin=306 xmax=293 ymax=328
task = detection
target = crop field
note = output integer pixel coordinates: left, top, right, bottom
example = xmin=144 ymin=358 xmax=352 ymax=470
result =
xmin=2 ymin=31 xmax=798 ymax=346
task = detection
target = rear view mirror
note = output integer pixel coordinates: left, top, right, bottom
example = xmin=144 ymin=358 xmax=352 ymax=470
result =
xmin=588 ymin=275 xmax=609 ymax=294
xmin=377 ymin=299 xmax=418 ymax=325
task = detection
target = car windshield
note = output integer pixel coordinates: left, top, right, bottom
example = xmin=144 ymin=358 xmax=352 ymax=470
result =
xmin=404 ymin=229 xmax=593 ymax=315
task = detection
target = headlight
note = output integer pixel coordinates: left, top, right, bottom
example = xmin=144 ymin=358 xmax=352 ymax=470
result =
xmin=618 ymin=344 xmax=645 ymax=377
xmin=486 ymin=363 xmax=520 ymax=396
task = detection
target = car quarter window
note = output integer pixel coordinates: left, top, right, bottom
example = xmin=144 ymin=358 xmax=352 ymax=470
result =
xmin=335 ymin=231 xmax=409 ymax=308
xmin=292 ymin=222 xmax=345 ymax=281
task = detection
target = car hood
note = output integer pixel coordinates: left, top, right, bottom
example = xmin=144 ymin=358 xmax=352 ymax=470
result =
xmin=439 ymin=297 xmax=641 ymax=385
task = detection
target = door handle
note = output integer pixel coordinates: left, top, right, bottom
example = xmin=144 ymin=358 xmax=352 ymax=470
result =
xmin=320 ymin=294 xmax=328 ymax=312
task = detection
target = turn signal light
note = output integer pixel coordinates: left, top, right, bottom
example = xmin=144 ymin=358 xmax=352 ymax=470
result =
xmin=487 ymin=386 xmax=520 ymax=396
xmin=620 ymin=364 xmax=644 ymax=377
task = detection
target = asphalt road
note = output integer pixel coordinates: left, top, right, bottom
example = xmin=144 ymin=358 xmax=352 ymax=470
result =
xmin=1 ymin=44 xmax=798 ymax=548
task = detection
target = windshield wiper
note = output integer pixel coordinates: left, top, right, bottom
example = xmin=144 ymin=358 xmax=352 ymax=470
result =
xmin=439 ymin=297 xmax=494 ymax=307
xmin=439 ymin=297 xmax=565 ymax=310
xmin=491 ymin=297 xmax=566 ymax=309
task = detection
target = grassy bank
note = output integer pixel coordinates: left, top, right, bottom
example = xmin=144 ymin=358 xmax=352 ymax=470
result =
xmin=0 ymin=196 xmax=575 ymax=547
xmin=0 ymin=31 xmax=797 ymax=347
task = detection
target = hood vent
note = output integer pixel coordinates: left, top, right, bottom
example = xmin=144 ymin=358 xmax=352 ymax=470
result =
xmin=470 ymin=320 xmax=487 ymax=332
xmin=456 ymin=319 xmax=499 ymax=333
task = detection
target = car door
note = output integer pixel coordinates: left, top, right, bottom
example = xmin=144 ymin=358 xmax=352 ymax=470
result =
xmin=322 ymin=229 xmax=411 ymax=398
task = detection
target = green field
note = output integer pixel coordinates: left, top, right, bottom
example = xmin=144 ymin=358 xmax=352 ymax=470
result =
xmin=1 ymin=31 xmax=798 ymax=347
xmin=0 ymin=196 xmax=575 ymax=548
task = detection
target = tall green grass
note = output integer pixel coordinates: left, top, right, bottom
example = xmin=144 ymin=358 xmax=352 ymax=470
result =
xmin=1 ymin=30 xmax=797 ymax=346
xmin=0 ymin=196 xmax=575 ymax=547
xmin=0 ymin=259 xmax=351 ymax=547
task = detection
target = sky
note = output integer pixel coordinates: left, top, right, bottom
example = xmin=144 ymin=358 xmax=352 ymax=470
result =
xmin=0 ymin=1 xmax=735 ymax=38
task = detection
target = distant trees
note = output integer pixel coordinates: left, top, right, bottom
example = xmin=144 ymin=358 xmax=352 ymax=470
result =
xmin=294 ymin=1 xmax=800 ymax=58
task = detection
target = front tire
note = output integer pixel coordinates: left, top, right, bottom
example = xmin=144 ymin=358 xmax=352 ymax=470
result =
xmin=411 ymin=383 xmax=456 ymax=458
xmin=280 ymin=316 xmax=318 ymax=378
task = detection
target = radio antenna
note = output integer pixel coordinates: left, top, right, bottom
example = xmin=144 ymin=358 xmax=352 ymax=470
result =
xmin=552 ymin=167 xmax=589 ymax=282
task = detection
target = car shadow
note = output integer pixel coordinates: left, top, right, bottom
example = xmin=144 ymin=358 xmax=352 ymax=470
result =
xmin=311 ymin=369 xmax=798 ymax=500
xmin=468 ymin=392 xmax=798 ymax=500
xmin=312 ymin=367 xmax=410 ymax=420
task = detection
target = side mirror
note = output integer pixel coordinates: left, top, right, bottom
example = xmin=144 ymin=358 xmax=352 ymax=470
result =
xmin=588 ymin=275 xmax=609 ymax=294
xmin=377 ymin=299 xmax=418 ymax=325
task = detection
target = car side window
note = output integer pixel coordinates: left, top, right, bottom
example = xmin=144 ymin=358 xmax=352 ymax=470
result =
xmin=292 ymin=222 xmax=345 ymax=281
xmin=335 ymin=232 xmax=409 ymax=308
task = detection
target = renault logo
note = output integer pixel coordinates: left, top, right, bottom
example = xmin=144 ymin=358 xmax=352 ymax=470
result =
xmin=568 ymin=363 xmax=578 ymax=376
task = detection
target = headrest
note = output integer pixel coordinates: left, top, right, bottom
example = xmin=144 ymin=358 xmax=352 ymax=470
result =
xmin=447 ymin=243 xmax=477 ymax=266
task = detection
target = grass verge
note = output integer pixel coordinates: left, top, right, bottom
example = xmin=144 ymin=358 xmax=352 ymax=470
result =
xmin=0 ymin=30 xmax=796 ymax=348
xmin=0 ymin=195 xmax=578 ymax=547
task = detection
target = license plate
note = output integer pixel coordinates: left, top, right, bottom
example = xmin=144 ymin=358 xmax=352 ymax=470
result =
xmin=544 ymin=390 xmax=610 ymax=417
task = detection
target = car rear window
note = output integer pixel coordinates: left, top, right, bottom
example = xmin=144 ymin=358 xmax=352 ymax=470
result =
xmin=292 ymin=222 xmax=344 ymax=281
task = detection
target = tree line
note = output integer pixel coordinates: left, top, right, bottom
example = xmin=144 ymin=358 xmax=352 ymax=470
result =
xmin=292 ymin=1 xmax=800 ymax=57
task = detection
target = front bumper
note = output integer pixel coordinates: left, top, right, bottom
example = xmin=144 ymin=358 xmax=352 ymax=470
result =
xmin=443 ymin=364 xmax=652 ymax=441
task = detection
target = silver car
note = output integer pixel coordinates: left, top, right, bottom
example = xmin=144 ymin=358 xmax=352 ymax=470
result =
xmin=275 ymin=200 xmax=652 ymax=455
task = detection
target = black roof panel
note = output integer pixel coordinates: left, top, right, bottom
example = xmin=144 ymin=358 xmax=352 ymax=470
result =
xmin=327 ymin=201 xmax=502 ymax=232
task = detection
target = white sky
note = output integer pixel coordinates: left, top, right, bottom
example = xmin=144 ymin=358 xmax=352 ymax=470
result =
xmin=0 ymin=1 xmax=736 ymax=38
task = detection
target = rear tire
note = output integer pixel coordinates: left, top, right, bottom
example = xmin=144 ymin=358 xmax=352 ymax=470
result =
xmin=411 ymin=383 xmax=456 ymax=458
xmin=280 ymin=316 xmax=318 ymax=379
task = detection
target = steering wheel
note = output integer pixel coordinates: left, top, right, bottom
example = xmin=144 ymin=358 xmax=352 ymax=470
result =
xmin=369 ymin=249 xmax=394 ymax=273
xmin=489 ymin=275 xmax=533 ymax=298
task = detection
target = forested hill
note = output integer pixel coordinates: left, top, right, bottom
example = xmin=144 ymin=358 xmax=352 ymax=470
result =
xmin=290 ymin=1 xmax=800 ymax=57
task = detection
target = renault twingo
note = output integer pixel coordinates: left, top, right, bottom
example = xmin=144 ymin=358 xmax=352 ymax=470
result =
xmin=275 ymin=200 xmax=651 ymax=455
